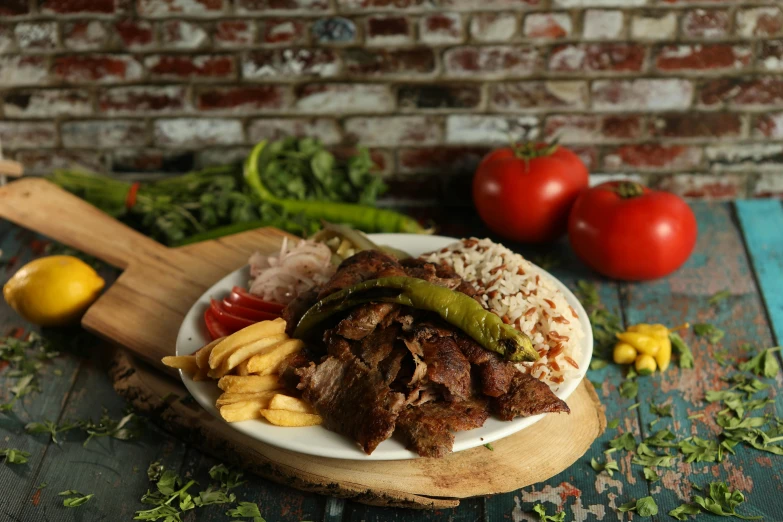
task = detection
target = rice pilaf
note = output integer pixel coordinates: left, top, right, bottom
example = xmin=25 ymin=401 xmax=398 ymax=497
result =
xmin=424 ymin=238 xmax=584 ymax=389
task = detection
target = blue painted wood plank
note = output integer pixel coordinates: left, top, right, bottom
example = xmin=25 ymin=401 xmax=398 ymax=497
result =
xmin=736 ymin=199 xmax=783 ymax=345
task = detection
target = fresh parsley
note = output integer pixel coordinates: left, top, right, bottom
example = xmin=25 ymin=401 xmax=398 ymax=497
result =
xmin=738 ymin=347 xmax=781 ymax=378
xmin=678 ymin=436 xmax=722 ymax=463
xmin=80 ymin=410 xmax=143 ymax=447
xmin=632 ymin=443 xmax=676 ymax=468
xmin=59 ymin=490 xmax=94 ymax=508
xmin=575 ymin=280 xmax=599 ymax=308
xmin=642 ymin=467 xmax=659 ymax=482
xmin=670 ymin=332 xmax=694 ymax=369
xmin=618 ymin=496 xmax=658 ymax=517
xmin=607 ymin=432 xmax=637 ymax=454
xmin=686 ymin=482 xmax=762 ymax=519
xmin=708 ymin=290 xmax=731 ymax=307
xmin=590 ymin=457 xmax=619 ymax=477
xmin=669 ymin=503 xmax=701 ymax=520
xmin=1 ymin=448 xmax=31 ymax=465
xmin=619 ymin=380 xmax=638 ymax=400
xmin=532 ymin=504 xmax=566 ymax=522
xmin=25 ymin=420 xmax=79 ymax=444
xmin=693 ymin=323 xmax=725 ymax=344
xmin=226 ymin=501 xmax=265 ymax=521
xmin=484 ymin=443 xmax=494 ymax=451
xmin=607 ymin=419 xmax=620 ymax=429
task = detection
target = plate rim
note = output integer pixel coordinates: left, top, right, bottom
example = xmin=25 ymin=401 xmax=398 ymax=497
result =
xmin=175 ymin=233 xmax=593 ymax=461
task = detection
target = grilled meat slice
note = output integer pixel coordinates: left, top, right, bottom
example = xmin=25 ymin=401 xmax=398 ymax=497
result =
xmin=396 ymin=399 xmax=490 ymax=458
xmin=492 ymin=372 xmax=570 ymax=421
xmin=455 ymin=336 xmax=518 ymax=397
xmin=281 ymin=288 xmax=319 ymax=337
xmin=317 ymin=250 xmax=406 ymax=300
xmin=277 ymin=351 xmax=311 ymax=392
xmin=297 ymin=350 xmax=405 ymax=454
xmin=400 ymin=258 xmax=480 ymax=299
xmin=419 ymin=336 xmax=472 ymax=401
xmin=335 ymin=303 xmax=399 ymax=340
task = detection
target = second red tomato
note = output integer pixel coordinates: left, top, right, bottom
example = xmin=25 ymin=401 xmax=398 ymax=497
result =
xmin=473 ymin=144 xmax=589 ymax=243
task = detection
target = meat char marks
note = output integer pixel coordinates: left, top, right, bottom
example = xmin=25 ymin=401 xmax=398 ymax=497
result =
xmin=284 ymin=250 xmax=569 ymax=457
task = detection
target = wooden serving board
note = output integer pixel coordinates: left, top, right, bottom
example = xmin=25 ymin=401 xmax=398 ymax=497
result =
xmin=0 ymin=178 xmax=606 ymax=508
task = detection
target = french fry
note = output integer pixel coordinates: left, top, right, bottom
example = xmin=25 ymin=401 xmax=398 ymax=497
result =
xmin=260 ymin=409 xmax=322 ymax=427
xmin=208 ymin=318 xmax=286 ymax=369
xmin=217 ymin=374 xmax=282 ymax=393
xmin=225 ymin=334 xmax=288 ymax=371
xmin=245 ymin=339 xmax=304 ymax=376
xmin=268 ymin=394 xmax=315 ymax=414
xmin=195 ymin=337 xmax=224 ymax=371
xmin=219 ymin=400 xmax=266 ymax=422
xmin=235 ymin=360 xmax=251 ymax=376
xmin=161 ymin=355 xmax=199 ymax=375
xmin=216 ymin=391 xmax=277 ymax=407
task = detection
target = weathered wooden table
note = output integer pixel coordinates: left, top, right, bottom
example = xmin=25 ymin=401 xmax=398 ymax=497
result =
xmin=0 ymin=200 xmax=781 ymax=521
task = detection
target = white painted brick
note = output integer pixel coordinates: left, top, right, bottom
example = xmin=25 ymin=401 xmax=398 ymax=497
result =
xmin=706 ymin=143 xmax=783 ymax=171
xmin=582 ymin=10 xmax=624 ymax=40
xmin=248 ymin=118 xmax=342 ymax=145
xmin=154 ymin=118 xmax=244 ymax=147
xmin=555 ymin=0 xmax=646 ymax=7
xmin=344 ymin=116 xmax=442 ymax=146
xmin=446 ymin=115 xmax=538 ymax=144
xmin=470 ymin=13 xmax=517 ymax=42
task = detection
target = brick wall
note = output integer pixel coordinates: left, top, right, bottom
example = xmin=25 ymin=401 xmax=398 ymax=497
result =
xmin=1 ymin=0 xmax=782 ymax=202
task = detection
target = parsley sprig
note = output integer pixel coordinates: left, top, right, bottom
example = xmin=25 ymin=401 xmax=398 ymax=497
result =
xmin=670 ymin=482 xmax=762 ymax=520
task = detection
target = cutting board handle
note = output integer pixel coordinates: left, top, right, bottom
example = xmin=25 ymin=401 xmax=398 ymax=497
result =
xmin=0 ymin=178 xmax=167 ymax=269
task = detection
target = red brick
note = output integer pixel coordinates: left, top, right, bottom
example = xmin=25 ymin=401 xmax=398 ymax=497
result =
xmin=61 ymin=120 xmax=148 ymax=148
xmin=196 ymin=85 xmax=288 ymax=111
xmin=366 ymin=16 xmax=411 ymax=45
xmin=753 ymin=173 xmax=783 ymax=198
xmin=63 ymin=21 xmax=109 ymax=50
xmin=154 ymin=118 xmax=244 ymax=147
xmin=682 ymin=9 xmax=730 ymax=39
xmin=549 ymin=44 xmax=645 ymax=72
xmin=99 ymin=85 xmax=189 ymax=114
xmin=760 ymin=40 xmax=783 ymax=71
xmin=248 ymin=118 xmax=341 ymax=145
xmin=655 ymin=174 xmax=746 ymax=200
xmin=15 ymin=150 xmax=107 ymax=175
xmin=397 ymin=146 xmax=490 ymax=175
xmin=53 ymin=54 xmax=143 ymax=83
xmin=650 ymin=113 xmax=743 ymax=139
xmin=706 ymin=144 xmax=783 ymax=171
xmin=656 ymin=45 xmax=751 ymax=72
xmin=700 ymin=77 xmax=783 ymax=108
xmin=160 ymin=20 xmax=208 ymax=49
xmin=137 ymin=0 xmax=226 ymax=17
xmin=146 ymin=54 xmax=234 ymax=80
xmin=112 ymin=149 xmax=195 ymax=173
xmin=238 ymin=0 xmax=327 ymax=12
xmin=754 ymin=112 xmax=783 ymax=138
xmin=15 ymin=23 xmax=58 ymax=51
xmin=243 ymin=49 xmax=338 ymax=79
xmin=736 ymin=7 xmax=783 ymax=37
xmin=382 ymin=175 xmax=442 ymax=203
xmin=604 ymin=144 xmax=703 ymax=171
xmin=0 ymin=0 xmax=31 ymax=17
xmin=571 ymin=146 xmax=598 ymax=171
xmin=114 ymin=19 xmax=155 ymax=50
xmin=295 ymin=83 xmax=393 ymax=113
xmin=446 ymin=115 xmax=538 ymax=144
xmin=345 ymin=116 xmax=442 ymax=146
xmin=3 ymin=89 xmax=93 ymax=117
xmin=523 ymin=13 xmax=571 ymax=39
xmin=344 ymin=48 xmax=435 ymax=76
xmin=544 ymin=114 xmax=642 ymax=142
xmin=442 ymin=0 xmax=539 ymax=8
xmin=398 ymin=84 xmax=481 ymax=110
xmin=40 ymin=0 xmax=117 ymax=14
xmin=336 ymin=0 xmax=426 ymax=9
xmin=491 ymin=81 xmax=587 ymax=111
xmin=261 ymin=19 xmax=306 ymax=45
xmin=0 ymin=122 xmax=57 ymax=148
xmin=419 ymin=14 xmax=463 ymax=44
xmin=471 ymin=13 xmax=518 ymax=42
xmin=216 ymin=20 xmax=258 ymax=47
xmin=0 ymin=56 xmax=48 ymax=86
xmin=593 ymin=79 xmax=693 ymax=111
xmin=444 ymin=46 xmax=539 ymax=78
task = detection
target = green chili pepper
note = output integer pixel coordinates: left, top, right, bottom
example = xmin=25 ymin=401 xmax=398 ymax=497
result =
xmin=244 ymin=141 xmax=428 ymax=234
xmin=293 ymin=276 xmax=538 ymax=362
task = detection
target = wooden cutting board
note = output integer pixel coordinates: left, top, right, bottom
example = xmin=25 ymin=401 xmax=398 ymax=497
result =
xmin=0 ymin=178 xmax=605 ymax=508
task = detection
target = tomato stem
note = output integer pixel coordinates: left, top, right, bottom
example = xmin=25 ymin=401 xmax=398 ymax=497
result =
xmin=510 ymin=140 xmax=559 ymax=162
xmin=615 ymin=181 xmax=645 ymax=199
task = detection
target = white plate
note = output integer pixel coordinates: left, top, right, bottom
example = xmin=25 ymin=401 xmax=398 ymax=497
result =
xmin=176 ymin=234 xmax=593 ymax=461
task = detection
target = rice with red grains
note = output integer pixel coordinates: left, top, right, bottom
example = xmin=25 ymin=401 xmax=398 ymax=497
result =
xmin=423 ymin=238 xmax=584 ymax=389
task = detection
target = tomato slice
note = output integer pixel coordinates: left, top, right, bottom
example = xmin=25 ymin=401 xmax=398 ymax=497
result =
xmin=204 ymin=308 xmax=231 ymax=340
xmin=228 ymin=287 xmax=285 ymax=314
xmin=210 ymin=299 xmax=257 ymax=331
xmin=221 ymin=298 xmax=280 ymax=322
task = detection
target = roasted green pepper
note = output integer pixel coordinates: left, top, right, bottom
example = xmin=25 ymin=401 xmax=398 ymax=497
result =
xmin=293 ymin=276 xmax=538 ymax=362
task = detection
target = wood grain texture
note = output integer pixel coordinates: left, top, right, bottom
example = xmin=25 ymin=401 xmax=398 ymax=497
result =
xmin=110 ymin=349 xmax=605 ymax=509
xmin=0 ymin=178 xmax=290 ymax=372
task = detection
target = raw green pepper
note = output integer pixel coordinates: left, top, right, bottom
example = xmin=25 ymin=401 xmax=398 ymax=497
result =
xmin=244 ymin=141 xmax=428 ymax=234
xmin=293 ymin=276 xmax=538 ymax=362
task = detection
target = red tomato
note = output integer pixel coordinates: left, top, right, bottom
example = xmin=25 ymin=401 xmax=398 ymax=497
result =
xmin=568 ymin=181 xmax=697 ymax=280
xmin=210 ymin=299 xmax=256 ymax=331
xmin=221 ymin=298 xmax=280 ymax=322
xmin=473 ymin=143 xmax=589 ymax=243
xmin=204 ymin=308 xmax=231 ymax=340
xmin=228 ymin=287 xmax=285 ymax=314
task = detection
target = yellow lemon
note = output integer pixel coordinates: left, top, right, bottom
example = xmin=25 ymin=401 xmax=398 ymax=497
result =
xmin=3 ymin=256 xmax=105 ymax=327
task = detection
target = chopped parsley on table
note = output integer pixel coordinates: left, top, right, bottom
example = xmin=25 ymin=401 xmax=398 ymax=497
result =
xmin=693 ymin=323 xmax=725 ymax=344
xmin=618 ymin=496 xmax=658 ymax=517
xmin=59 ymin=490 xmax=94 ymax=508
xmin=532 ymin=504 xmax=565 ymax=522
xmin=1 ymin=448 xmax=30 ymax=465
xmin=708 ymin=289 xmax=732 ymax=307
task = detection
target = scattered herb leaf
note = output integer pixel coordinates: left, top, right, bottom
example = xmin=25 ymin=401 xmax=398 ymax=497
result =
xmin=671 ymin=332 xmax=694 ymax=369
xmin=708 ymin=290 xmax=731 ymax=307
xmin=619 ymin=380 xmax=638 ymax=400
xmin=693 ymin=323 xmax=725 ymax=345
xmin=1 ymin=448 xmax=30 ymax=465
xmin=59 ymin=490 xmax=94 ymax=508
xmin=532 ymin=504 xmax=566 ymax=522
xmin=226 ymin=501 xmax=265 ymax=521
xmin=484 ymin=443 xmax=494 ymax=451
xmin=607 ymin=419 xmax=620 ymax=429
xmin=590 ymin=457 xmax=619 ymax=477
xmin=618 ymin=496 xmax=658 ymax=517
xmin=738 ymin=347 xmax=781 ymax=378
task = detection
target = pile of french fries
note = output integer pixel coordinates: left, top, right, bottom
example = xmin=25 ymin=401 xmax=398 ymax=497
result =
xmin=162 ymin=317 xmax=323 ymax=427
